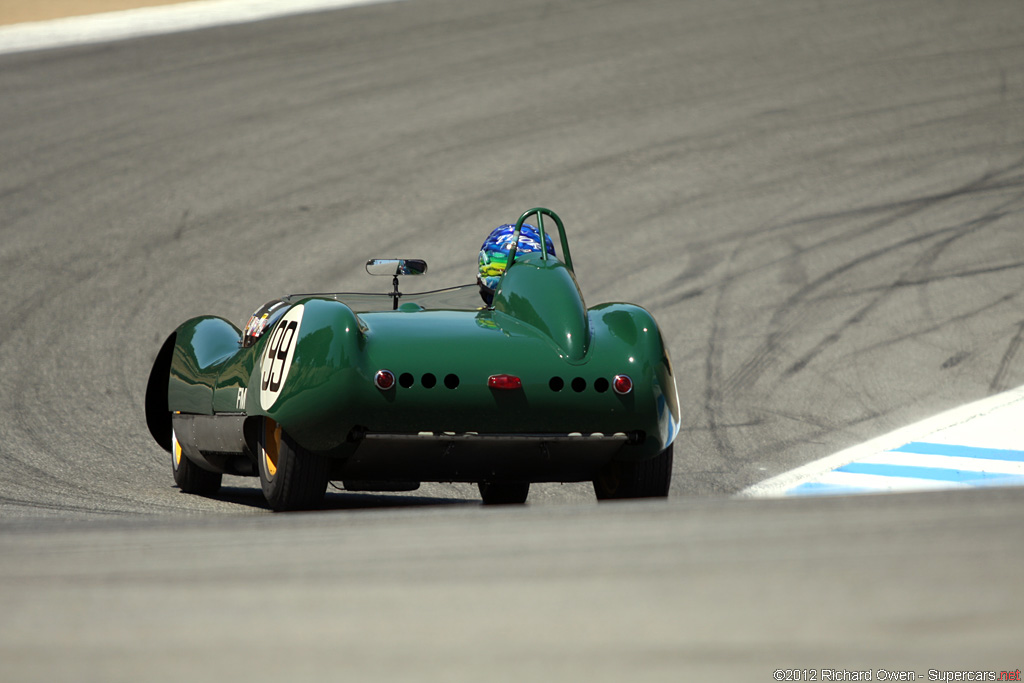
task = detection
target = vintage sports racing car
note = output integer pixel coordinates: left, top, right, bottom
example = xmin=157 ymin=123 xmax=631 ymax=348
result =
xmin=145 ymin=208 xmax=680 ymax=510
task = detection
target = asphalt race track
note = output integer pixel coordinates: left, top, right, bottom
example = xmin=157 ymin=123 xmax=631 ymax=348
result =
xmin=1 ymin=0 xmax=1023 ymax=679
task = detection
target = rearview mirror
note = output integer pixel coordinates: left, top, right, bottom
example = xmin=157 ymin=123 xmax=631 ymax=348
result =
xmin=365 ymin=259 xmax=428 ymax=276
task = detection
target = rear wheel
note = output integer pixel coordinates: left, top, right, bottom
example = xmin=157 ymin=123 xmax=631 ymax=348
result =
xmin=478 ymin=481 xmax=530 ymax=505
xmin=593 ymin=444 xmax=673 ymax=500
xmin=258 ymin=418 xmax=329 ymax=511
xmin=171 ymin=428 xmax=222 ymax=495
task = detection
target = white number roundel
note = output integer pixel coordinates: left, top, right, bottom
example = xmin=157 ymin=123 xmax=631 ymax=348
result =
xmin=259 ymin=305 xmax=304 ymax=410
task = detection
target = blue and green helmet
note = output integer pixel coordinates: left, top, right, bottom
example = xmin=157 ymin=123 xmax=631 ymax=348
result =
xmin=477 ymin=223 xmax=556 ymax=297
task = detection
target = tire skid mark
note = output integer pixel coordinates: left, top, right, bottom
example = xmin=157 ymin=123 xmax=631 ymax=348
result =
xmin=720 ymin=225 xmax=937 ymax=396
xmin=719 ymin=159 xmax=1024 ymax=397
xmin=751 ymin=156 xmax=1024 ymax=243
xmin=839 ymin=292 xmax=1016 ymax=364
xmin=814 ymin=261 xmax=1024 ymax=300
xmin=784 ymin=199 xmax=1020 ymax=377
xmin=701 ymin=239 xmax=746 ymax=462
xmin=991 ymin=321 xmax=1024 ymax=394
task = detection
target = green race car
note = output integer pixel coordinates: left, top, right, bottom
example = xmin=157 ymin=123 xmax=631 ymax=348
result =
xmin=145 ymin=208 xmax=680 ymax=510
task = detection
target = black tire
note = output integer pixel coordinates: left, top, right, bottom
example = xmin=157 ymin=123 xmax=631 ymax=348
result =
xmin=593 ymin=444 xmax=673 ymax=500
xmin=145 ymin=333 xmax=176 ymax=452
xmin=478 ymin=481 xmax=530 ymax=505
xmin=258 ymin=418 xmax=329 ymax=511
xmin=171 ymin=429 xmax=222 ymax=495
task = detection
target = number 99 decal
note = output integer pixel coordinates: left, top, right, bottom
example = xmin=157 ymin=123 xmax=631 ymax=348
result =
xmin=259 ymin=305 xmax=304 ymax=410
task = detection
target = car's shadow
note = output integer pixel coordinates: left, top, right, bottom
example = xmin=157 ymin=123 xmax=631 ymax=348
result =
xmin=207 ymin=483 xmax=479 ymax=513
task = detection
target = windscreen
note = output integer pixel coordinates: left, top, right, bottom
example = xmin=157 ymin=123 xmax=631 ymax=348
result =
xmin=283 ymin=284 xmax=483 ymax=313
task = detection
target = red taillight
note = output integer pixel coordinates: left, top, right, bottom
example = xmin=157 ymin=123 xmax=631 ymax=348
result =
xmin=374 ymin=369 xmax=395 ymax=391
xmin=488 ymin=374 xmax=522 ymax=390
xmin=613 ymin=374 xmax=633 ymax=395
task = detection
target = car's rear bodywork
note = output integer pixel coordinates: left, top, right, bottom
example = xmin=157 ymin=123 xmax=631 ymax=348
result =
xmin=146 ymin=208 xmax=680 ymax=509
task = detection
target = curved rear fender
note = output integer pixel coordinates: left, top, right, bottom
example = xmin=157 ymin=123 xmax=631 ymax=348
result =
xmin=648 ymin=318 xmax=681 ymax=448
xmin=591 ymin=303 xmax=681 ymax=452
xmin=167 ymin=316 xmax=243 ymax=415
xmin=248 ymin=298 xmax=366 ymax=452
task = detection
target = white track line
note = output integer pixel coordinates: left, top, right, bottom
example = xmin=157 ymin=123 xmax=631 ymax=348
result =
xmin=742 ymin=384 xmax=1024 ymax=498
xmin=0 ymin=0 xmax=404 ymax=55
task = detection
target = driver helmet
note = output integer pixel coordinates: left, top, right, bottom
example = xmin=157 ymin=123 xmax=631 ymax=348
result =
xmin=477 ymin=223 xmax=556 ymax=303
